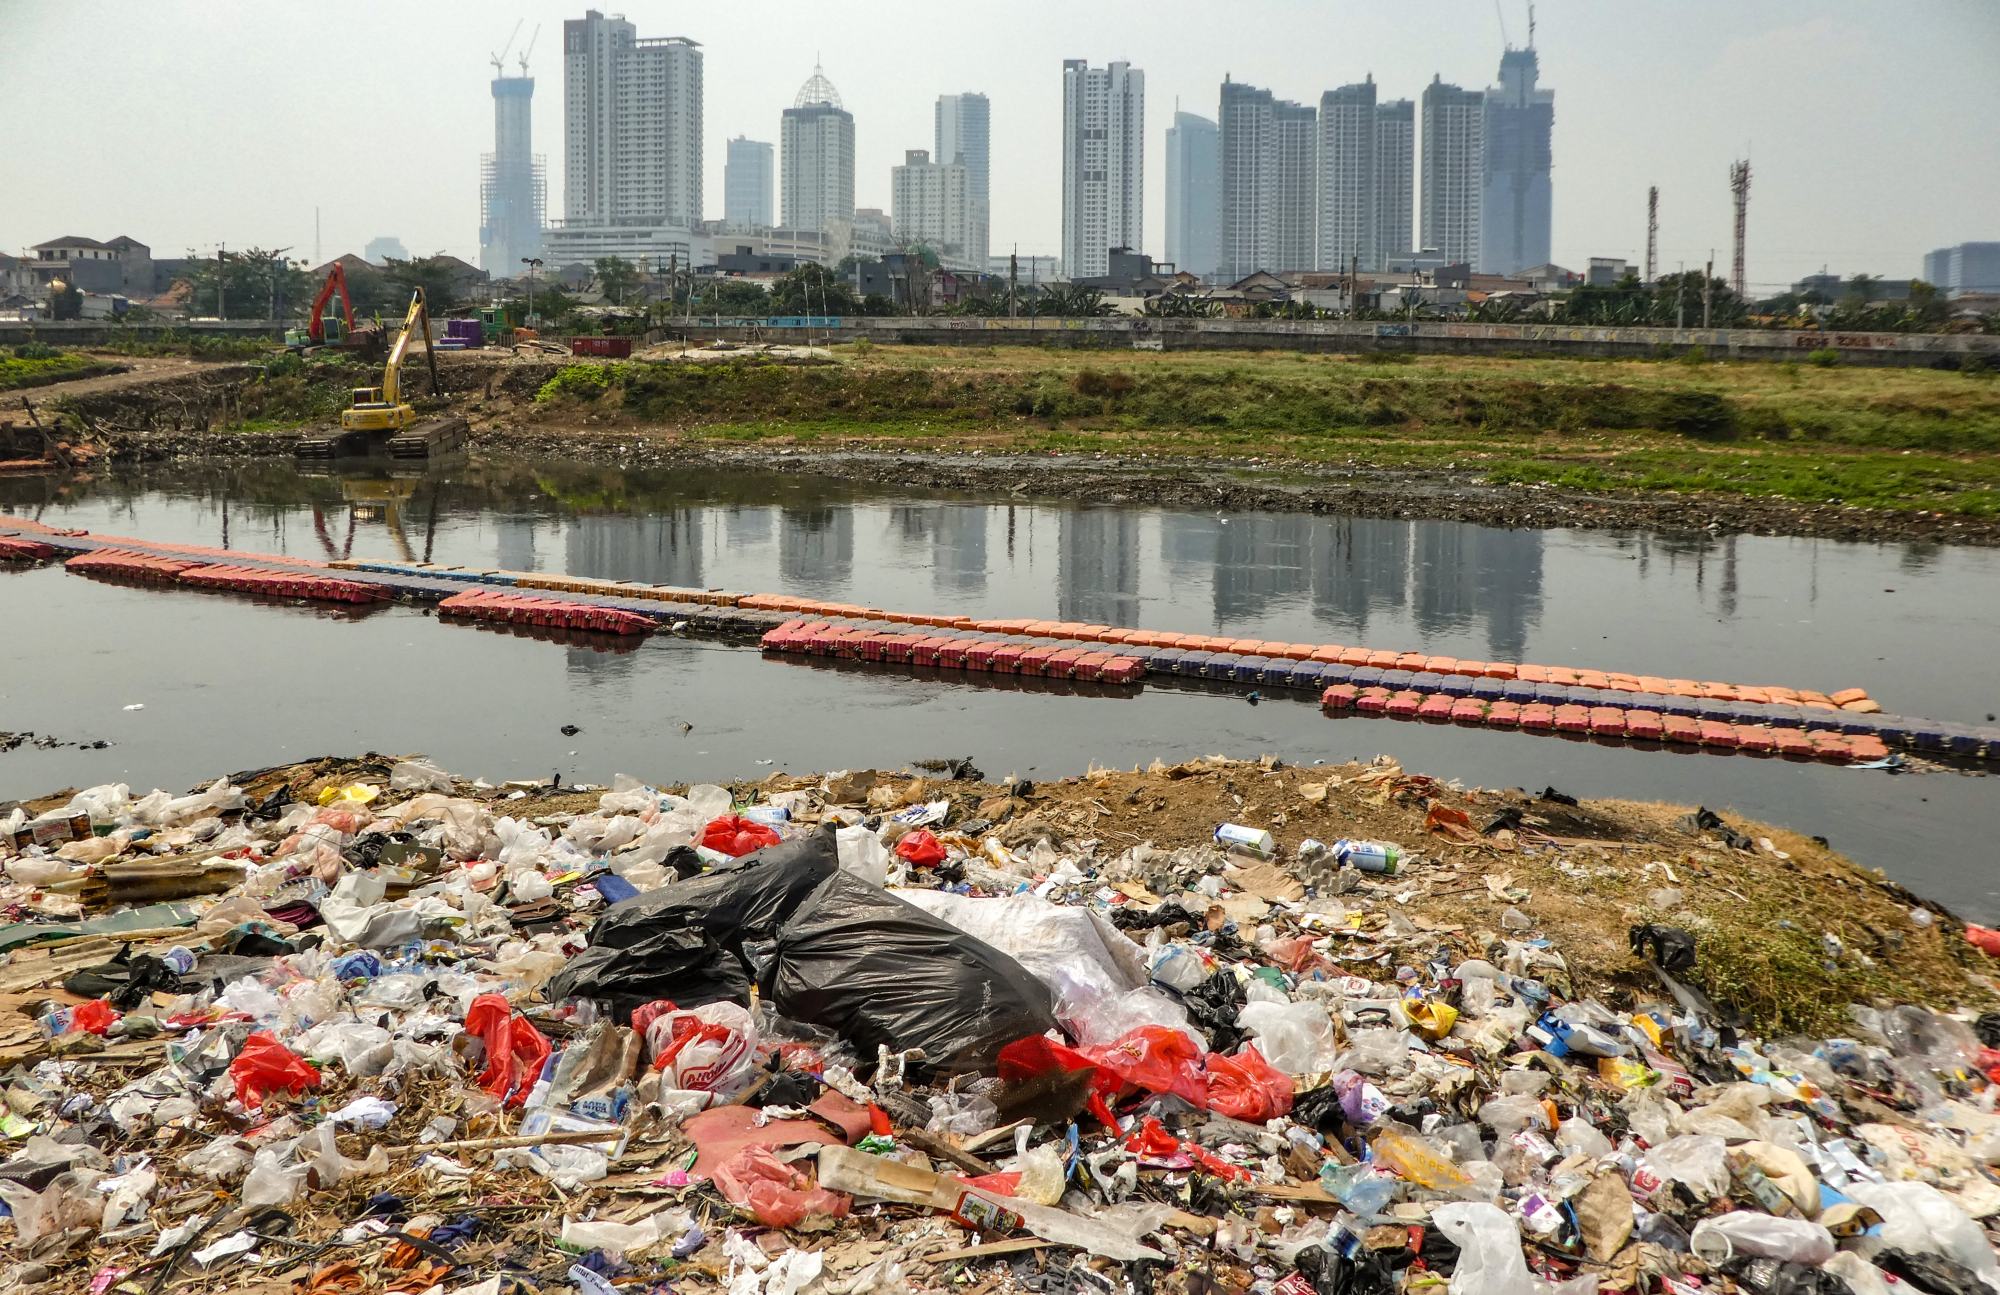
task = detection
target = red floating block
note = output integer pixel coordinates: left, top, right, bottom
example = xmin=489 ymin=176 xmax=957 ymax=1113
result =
xmin=1626 ymin=710 xmax=1664 ymax=741
xmin=1697 ymin=721 xmax=1739 ymax=748
xmin=1486 ymin=701 xmax=1522 ymax=727
xmin=1520 ymin=704 xmax=1556 ymax=731
xmin=1321 ymin=684 xmax=1360 ymax=710
xmin=1100 ymin=655 xmax=1144 ymax=684
xmin=1355 ymin=688 xmax=1392 ymax=715
xmin=1386 ymin=691 xmax=1423 ymax=719
xmin=1588 ymin=707 xmax=1627 ymax=737
xmin=1449 ymin=698 xmax=1486 ymax=724
xmin=1662 ymin=715 xmax=1701 ymax=745
xmin=1773 ymin=728 xmax=1815 ymax=758
xmin=1417 ymin=695 xmax=1454 ymax=722
xmin=1554 ymin=704 xmax=1591 ymax=733
xmin=1735 ymin=725 xmax=1777 ymax=754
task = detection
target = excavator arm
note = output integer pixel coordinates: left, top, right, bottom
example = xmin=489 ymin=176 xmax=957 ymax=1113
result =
xmin=305 ymin=263 xmax=356 ymax=343
xmin=378 ymin=287 xmax=438 ymax=407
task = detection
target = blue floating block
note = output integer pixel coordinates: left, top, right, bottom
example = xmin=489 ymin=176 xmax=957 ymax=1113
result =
xmin=1471 ymin=678 xmax=1505 ymax=702
xmin=1501 ymin=680 xmax=1537 ymax=704
xmin=1204 ymin=653 xmax=1242 ymax=680
xmin=1410 ymin=671 xmax=1445 ymax=692
xmin=1174 ymin=652 xmax=1212 ymax=677
xmin=1437 ymin=674 xmax=1478 ymax=697
xmin=1351 ymin=667 xmax=1384 ymax=688
xmin=1318 ymin=663 xmax=1355 ymax=685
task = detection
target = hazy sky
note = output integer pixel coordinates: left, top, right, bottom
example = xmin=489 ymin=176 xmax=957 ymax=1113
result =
xmin=3 ymin=1 xmax=1996 ymax=285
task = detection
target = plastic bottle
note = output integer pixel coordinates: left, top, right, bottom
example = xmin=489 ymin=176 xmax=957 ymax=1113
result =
xmin=160 ymin=947 xmax=197 ymax=976
xmin=1333 ymin=839 xmax=1400 ymax=874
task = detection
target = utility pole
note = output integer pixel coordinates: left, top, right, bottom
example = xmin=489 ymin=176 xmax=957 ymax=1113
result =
xmin=1008 ymin=250 xmax=1018 ymax=319
xmin=1703 ymin=252 xmax=1714 ymax=329
xmin=1676 ymin=261 xmax=1686 ymax=329
xmin=216 ymin=244 xmax=227 ymax=319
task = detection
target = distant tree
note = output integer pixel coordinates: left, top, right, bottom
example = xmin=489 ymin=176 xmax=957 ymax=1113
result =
xmin=1040 ymin=284 xmax=1113 ymax=318
xmin=769 ymin=263 xmax=860 ymax=316
xmin=1142 ymin=290 xmax=1219 ymax=318
xmin=593 ymin=256 xmax=642 ymax=306
xmin=691 ymin=278 xmax=771 ymax=317
xmin=382 ymin=255 xmax=470 ymax=311
xmin=859 ymin=293 xmax=897 ymax=317
xmin=183 ymin=247 xmax=313 ymax=320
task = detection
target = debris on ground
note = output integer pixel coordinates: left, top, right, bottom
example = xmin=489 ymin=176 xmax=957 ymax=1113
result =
xmin=0 ymin=752 xmax=1997 ymax=1292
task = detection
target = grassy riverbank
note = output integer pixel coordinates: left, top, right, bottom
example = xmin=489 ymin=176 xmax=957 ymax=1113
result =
xmin=0 ymin=352 xmax=123 ymax=393
xmin=522 ymin=346 xmax=2000 ymax=518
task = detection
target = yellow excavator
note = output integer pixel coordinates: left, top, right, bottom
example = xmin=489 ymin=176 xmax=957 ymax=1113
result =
xmin=296 ymin=287 xmax=466 ymax=459
xmin=341 ymin=288 xmax=440 ymax=433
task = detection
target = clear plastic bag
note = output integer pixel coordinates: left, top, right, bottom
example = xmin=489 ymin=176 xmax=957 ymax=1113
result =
xmin=1429 ymin=1201 xmax=1535 ymax=1295
xmin=1639 ymin=1134 xmax=1729 ymax=1201
xmin=1237 ymin=1000 xmax=1340 ymax=1074
xmin=1845 ymin=1181 xmax=2000 ymax=1290
xmin=1688 ymin=1212 xmax=1834 ymax=1266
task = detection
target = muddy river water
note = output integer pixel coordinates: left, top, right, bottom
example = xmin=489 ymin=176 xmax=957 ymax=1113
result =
xmin=5 ymin=455 xmax=1998 ymax=916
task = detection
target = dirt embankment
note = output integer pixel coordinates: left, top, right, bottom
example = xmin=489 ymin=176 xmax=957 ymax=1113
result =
xmin=48 ymin=349 xmax=2000 ymax=547
xmin=477 ymin=430 xmax=2000 ymax=546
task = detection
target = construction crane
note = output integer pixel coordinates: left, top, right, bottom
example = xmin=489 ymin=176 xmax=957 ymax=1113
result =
xmin=490 ymin=19 xmax=523 ymax=77
xmin=518 ymin=24 xmax=540 ymax=75
xmin=340 ymin=288 xmax=440 ymax=433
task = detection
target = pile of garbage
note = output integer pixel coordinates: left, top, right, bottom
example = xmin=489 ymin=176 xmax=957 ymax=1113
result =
xmin=2 ymin=754 xmax=1998 ymax=1294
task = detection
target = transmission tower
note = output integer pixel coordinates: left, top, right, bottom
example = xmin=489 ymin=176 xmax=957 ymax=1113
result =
xmin=1729 ymin=160 xmax=1751 ymax=300
xmin=1645 ymin=186 xmax=1658 ymax=285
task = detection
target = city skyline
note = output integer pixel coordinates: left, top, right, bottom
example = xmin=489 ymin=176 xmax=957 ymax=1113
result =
xmin=2 ymin=1 xmax=1996 ymax=284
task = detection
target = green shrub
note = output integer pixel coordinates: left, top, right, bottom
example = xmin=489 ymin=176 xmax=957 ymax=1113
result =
xmin=1071 ymin=369 xmax=1135 ymax=397
xmin=1807 ymin=347 xmax=1842 ymax=368
xmin=535 ymin=363 xmax=619 ymax=403
xmin=1678 ymin=344 xmax=1708 ymax=365
xmin=12 ymin=341 xmax=59 ymax=360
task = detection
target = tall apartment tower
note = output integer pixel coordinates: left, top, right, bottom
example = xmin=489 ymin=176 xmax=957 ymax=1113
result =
xmin=1373 ymin=99 xmax=1414 ymax=267
xmin=1218 ymin=79 xmax=1316 ymax=280
xmin=1420 ymin=76 xmax=1484 ymax=268
xmin=935 ymin=93 xmax=990 ymax=265
xmin=481 ymin=65 xmax=545 ymax=275
xmin=1060 ymin=59 xmax=1144 ymax=280
xmin=724 ymin=137 xmax=775 ymax=227
xmin=562 ymin=10 xmax=702 ymax=228
xmin=1316 ymin=78 xmax=1376 ymax=275
xmin=1164 ymin=110 xmax=1219 ymax=280
xmin=1481 ymin=46 xmax=1554 ymax=274
xmin=781 ymin=65 xmax=856 ymax=234
xmin=891 ymin=149 xmax=974 ymax=264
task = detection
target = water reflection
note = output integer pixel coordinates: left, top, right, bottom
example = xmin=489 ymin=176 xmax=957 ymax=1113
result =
xmin=780 ymin=507 xmax=853 ymax=590
xmin=1059 ymin=510 xmax=1140 ymax=626
xmin=7 ymin=454 xmax=1998 ymax=727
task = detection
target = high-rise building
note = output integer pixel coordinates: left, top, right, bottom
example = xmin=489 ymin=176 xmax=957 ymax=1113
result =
xmin=1481 ymin=46 xmax=1553 ymax=275
xmin=481 ymin=64 xmax=545 ymax=276
xmin=891 ymin=149 xmax=976 ymax=267
xmin=724 ymin=136 xmax=774 ymax=227
xmin=1420 ymin=76 xmax=1483 ymax=268
xmin=561 ymin=10 xmax=702 ymax=229
xmin=935 ymin=93 xmax=990 ymax=265
xmin=1373 ymin=100 xmax=1415 ymax=267
xmin=1164 ymin=110 xmax=1219 ymax=280
xmin=1316 ymin=78 xmax=1376 ymax=274
xmin=781 ymin=65 xmax=855 ymax=235
xmin=1060 ymin=59 xmax=1144 ymax=281
xmin=1218 ymin=79 xmax=1316 ymax=280
xmin=1924 ymin=242 xmax=2000 ymax=296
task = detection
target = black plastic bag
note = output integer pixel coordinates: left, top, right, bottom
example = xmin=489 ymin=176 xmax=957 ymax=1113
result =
xmin=766 ymin=869 xmax=1056 ymax=1077
xmin=1182 ymin=968 xmax=1247 ymax=1052
xmin=63 ymin=945 xmax=180 ymax=1009
xmin=1874 ymin=1248 xmax=1984 ymax=1295
xmin=1629 ymin=923 xmax=1697 ymax=974
xmin=547 ymin=830 xmax=839 ymax=1016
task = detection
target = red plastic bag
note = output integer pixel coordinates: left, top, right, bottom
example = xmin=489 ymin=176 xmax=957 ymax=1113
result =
xmin=893 ymin=829 xmax=948 ymax=868
xmin=997 ymin=1034 xmax=1120 ymax=1126
xmin=1968 ymin=924 xmax=2000 ymax=957
xmin=1204 ymin=1044 xmax=1294 ymax=1121
xmin=463 ymin=992 xmax=552 ymax=1108
xmin=700 ymin=815 xmax=782 ymax=858
xmin=69 ymin=998 xmax=120 ymax=1036
xmin=711 ymin=1146 xmax=851 ymax=1227
xmin=230 ymin=1030 xmax=322 ymax=1108
xmin=1085 ymin=1026 xmax=1208 ymax=1108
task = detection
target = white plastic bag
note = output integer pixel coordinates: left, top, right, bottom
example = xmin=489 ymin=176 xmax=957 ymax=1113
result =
xmin=1639 ymin=1134 xmax=1729 ymax=1202
xmin=836 ymin=824 xmax=890 ymax=886
xmin=1430 ymin=1202 xmax=1535 ymax=1295
xmin=1688 ymin=1212 xmax=1834 ymax=1266
xmin=1845 ymin=1181 xmax=2000 ymax=1291
xmin=645 ymin=1002 xmax=758 ymax=1102
xmin=1237 ymin=1000 xmax=1340 ymax=1074
xmin=389 ymin=759 xmax=455 ymax=793
xmin=242 ymin=1146 xmax=306 ymax=1208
